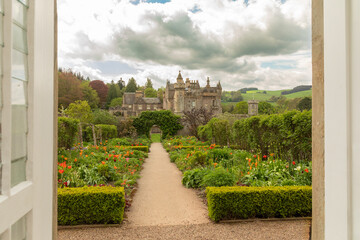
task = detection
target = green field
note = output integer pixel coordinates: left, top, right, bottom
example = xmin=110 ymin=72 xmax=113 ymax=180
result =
xmin=151 ymin=133 xmax=161 ymax=143
xmin=235 ymin=89 xmax=312 ymax=102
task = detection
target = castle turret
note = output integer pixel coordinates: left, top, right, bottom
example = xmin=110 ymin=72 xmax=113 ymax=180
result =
xmin=206 ymin=77 xmax=210 ymax=88
xmin=177 ymin=71 xmax=184 ymax=84
xmin=217 ymin=81 xmax=222 ymax=90
xmin=185 ymin=78 xmax=190 ymax=88
xmin=174 ymin=71 xmax=185 ymax=114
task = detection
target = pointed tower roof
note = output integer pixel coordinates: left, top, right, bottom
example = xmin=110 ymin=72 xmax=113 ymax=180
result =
xmin=176 ymin=71 xmax=184 ymax=84
xmin=217 ymin=81 xmax=222 ymax=89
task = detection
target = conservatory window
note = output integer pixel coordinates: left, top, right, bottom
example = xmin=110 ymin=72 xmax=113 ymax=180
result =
xmin=11 ymin=0 xmax=28 ymax=187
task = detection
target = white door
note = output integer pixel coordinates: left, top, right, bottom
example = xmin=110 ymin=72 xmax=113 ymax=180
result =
xmin=0 ymin=0 xmax=55 ymax=239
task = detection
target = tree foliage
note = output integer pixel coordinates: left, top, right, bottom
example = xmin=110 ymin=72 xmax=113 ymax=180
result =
xmin=58 ymin=71 xmax=84 ymax=108
xmin=258 ymin=102 xmax=275 ymax=115
xmin=144 ymin=88 xmax=157 ymax=98
xmin=233 ymin=101 xmax=248 ymax=114
xmin=92 ymin=109 xmax=118 ymax=125
xmin=109 ymin=97 xmax=123 ymax=108
xmin=66 ymin=100 xmax=92 ymax=123
xmin=132 ymin=110 xmax=183 ymax=139
xmin=145 ymin=78 xmax=153 ymax=89
xmin=89 ymin=80 xmax=108 ymax=106
xmin=106 ymin=81 xmax=122 ymax=107
xmin=125 ymin=77 xmax=138 ymax=92
xmin=297 ymin=97 xmax=312 ymax=111
xmin=81 ymin=81 xmax=100 ymax=109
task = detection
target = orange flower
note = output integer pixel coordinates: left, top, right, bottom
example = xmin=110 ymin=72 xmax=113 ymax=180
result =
xmin=85 ymin=155 xmax=88 ymax=157
xmin=68 ymin=166 xmax=72 ymax=169
xmin=230 ymin=153 xmax=232 ymax=155
xmin=61 ymin=155 xmax=64 ymax=158
xmin=59 ymin=170 xmax=64 ymax=174
xmin=214 ymin=163 xmax=218 ymax=167
xmin=247 ymin=171 xmax=250 ymax=175
xmin=101 ymin=161 xmax=105 ymax=165
xmin=64 ymin=157 xmax=68 ymax=160
xmin=114 ymin=166 xmax=117 ymax=169
xmin=74 ymin=158 xmax=77 ymax=162
xmin=250 ymin=166 xmax=252 ymax=170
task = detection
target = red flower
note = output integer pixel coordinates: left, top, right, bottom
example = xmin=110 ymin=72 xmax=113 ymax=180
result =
xmin=59 ymin=170 xmax=64 ymax=174
xmin=253 ymin=155 xmax=257 ymax=158
xmin=292 ymin=161 xmax=296 ymax=165
xmin=305 ymin=168 xmax=309 ymax=173
xmin=263 ymin=155 xmax=267 ymax=159
xmin=67 ymin=166 xmax=72 ymax=169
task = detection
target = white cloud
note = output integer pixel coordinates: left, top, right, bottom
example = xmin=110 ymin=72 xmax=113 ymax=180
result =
xmin=58 ymin=0 xmax=311 ymax=90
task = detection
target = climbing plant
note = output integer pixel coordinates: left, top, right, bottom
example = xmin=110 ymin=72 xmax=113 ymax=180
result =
xmin=132 ymin=110 xmax=183 ymax=139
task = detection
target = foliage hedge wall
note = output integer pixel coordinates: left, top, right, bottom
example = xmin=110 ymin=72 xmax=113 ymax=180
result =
xmin=58 ymin=186 xmax=125 ymax=225
xmin=84 ymin=124 xmax=118 ymax=142
xmin=133 ymin=110 xmax=183 ymax=139
xmin=199 ymin=110 xmax=312 ymax=162
xmin=206 ymin=186 xmax=312 ymax=222
xmin=58 ymin=117 xmax=79 ymax=149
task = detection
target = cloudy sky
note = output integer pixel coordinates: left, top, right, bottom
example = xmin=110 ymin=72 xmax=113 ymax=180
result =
xmin=58 ymin=0 xmax=311 ymax=90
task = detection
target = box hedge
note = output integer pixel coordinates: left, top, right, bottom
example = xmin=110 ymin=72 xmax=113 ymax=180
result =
xmin=206 ymin=186 xmax=312 ymax=222
xmin=58 ymin=186 xmax=125 ymax=225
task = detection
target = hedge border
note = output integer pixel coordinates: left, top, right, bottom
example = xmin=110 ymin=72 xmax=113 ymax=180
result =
xmin=58 ymin=186 xmax=125 ymax=225
xmin=206 ymin=186 xmax=312 ymax=222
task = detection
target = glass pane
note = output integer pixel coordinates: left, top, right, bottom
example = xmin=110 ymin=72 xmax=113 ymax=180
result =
xmin=0 ymin=0 xmax=3 ymax=13
xmin=11 ymin=215 xmax=26 ymax=240
xmin=12 ymin=0 xmax=26 ymax=27
xmin=11 ymin=157 xmax=26 ymax=187
xmin=12 ymin=50 xmax=27 ymax=80
xmin=12 ymin=24 xmax=27 ymax=53
xmin=11 ymin=105 xmax=27 ymax=160
xmin=11 ymin=78 xmax=27 ymax=105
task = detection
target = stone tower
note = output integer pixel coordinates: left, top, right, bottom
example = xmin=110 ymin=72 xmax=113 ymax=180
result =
xmin=248 ymin=100 xmax=259 ymax=116
xmin=174 ymin=71 xmax=185 ymax=114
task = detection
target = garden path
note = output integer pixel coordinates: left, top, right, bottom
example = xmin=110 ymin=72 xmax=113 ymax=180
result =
xmin=126 ymin=142 xmax=210 ymax=226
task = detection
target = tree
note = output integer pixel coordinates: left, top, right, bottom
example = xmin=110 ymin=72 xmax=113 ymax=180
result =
xmin=182 ymin=107 xmax=214 ymax=138
xmin=81 ymin=81 xmax=100 ymax=109
xmin=58 ymin=71 xmax=83 ymax=108
xmin=145 ymin=78 xmax=153 ymax=89
xmin=125 ymin=77 xmax=138 ymax=92
xmin=109 ymin=97 xmax=123 ymax=108
xmin=144 ymin=88 xmax=157 ymax=98
xmin=89 ymin=80 xmax=108 ymax=107
xmin=92 ymin=109 xmax=118 ymax=125
xmin=157 ymin=87 xmax=165 ymax=103
xmin=233 ymin=101 xmax=248 ymax=114
xmin=297 ymin=97 xmax=312 ymax=111
xmin=258 ymin=102 xmax=275 ymax=115
xmin=117 ymin=79 xmax=125 ymax=90
xmin=106 ymin=80 xmax=120 ymax=107
xmin=66 ymin=100 xmax=93 ymax=146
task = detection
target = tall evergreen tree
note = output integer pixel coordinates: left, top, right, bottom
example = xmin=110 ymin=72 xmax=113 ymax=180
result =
xmin=125 ymin=77 xmax=138 ymax=92
xmin=145 ymin=78 xmax=153 ymax=89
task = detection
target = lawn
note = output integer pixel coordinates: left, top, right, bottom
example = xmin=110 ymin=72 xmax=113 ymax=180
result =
xmin=151 ymin=133 xmax=161 ymax=143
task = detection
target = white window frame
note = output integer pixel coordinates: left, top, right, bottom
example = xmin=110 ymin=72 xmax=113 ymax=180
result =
xmin=0 ymin=0 xmax=55 ymax=239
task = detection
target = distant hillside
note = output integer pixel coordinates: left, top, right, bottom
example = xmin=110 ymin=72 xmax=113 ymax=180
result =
xmin=222 ymin=86 xmax=312 ymax=103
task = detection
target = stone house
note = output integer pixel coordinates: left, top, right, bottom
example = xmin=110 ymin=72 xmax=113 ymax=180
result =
xmin=163 ymin=71 xmax=222 ymax=115
xmin=117 ymin=91 xmax=162 ymax=117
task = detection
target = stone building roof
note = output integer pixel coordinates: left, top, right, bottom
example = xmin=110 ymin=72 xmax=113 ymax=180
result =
xmin=143 ymin=98 xmax=161 ymax=104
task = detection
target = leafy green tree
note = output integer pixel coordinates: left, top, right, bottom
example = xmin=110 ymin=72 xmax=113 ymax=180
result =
xmin=66 ymin=100 xmax=93 ymax=146
xmin=109 ymin=97 xmax=123 ymax=108
xmin=92 ymin=109 xmax=118 ymax=125
xmin=144 ymin=88 xmax=157 ymax=98
xmin=125 ymin=77 xmax=138 ymax=92
xmin=297 ymin=97 xmax=312 ymax=111
xmin=81 ymin=81 xmax=100 ymax=109
xmin=258 ymin=102 xmax=276 ymax=115
xmin=157 ymin=87 xmax=165 ymax=103
xmin=145 ymin=78 xmax=153 ymax=89
xmin=233 ymin=101 xmax=248 ymax=114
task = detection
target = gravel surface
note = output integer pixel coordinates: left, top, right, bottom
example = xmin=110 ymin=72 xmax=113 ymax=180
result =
xmin=58 ymin=220 xmax=311 ymax=240
xmin=58 ymin=143 xmax=311 ymax=239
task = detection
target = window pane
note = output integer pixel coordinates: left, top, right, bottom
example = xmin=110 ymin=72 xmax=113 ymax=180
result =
xmin=11 ymin=105 xmax=27 ymax=160
xmin=12 ymin=50 xmax=27 ymax=80
xmin=11 ymin=157 xmax=26 ymax=187
xmin=11 ymin=78 xmax=27 ymax=105
xmin=0 ymin=0 xmax=3 ymax=13
xmin=12 ymin=24 xmax=27 ymax=53
xmin=12 ymin=0 xmax=26 ymax=27
xmin=11 ymin=214 xmax=26 ymax=240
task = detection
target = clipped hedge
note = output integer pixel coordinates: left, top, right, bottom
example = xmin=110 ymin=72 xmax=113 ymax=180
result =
xmin=58 ymin=117 xmax=79 ymax=149
xmin=58 ymin=186 xmax=125 ymax=225
xmin=206 ymin=186 xmax=312 ymax=222
xmin=117 ymin=146 xmax=149 ymax=153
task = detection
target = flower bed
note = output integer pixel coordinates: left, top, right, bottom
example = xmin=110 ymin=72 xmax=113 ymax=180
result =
xmin=163 ymin=136 xmax=312 ymax=188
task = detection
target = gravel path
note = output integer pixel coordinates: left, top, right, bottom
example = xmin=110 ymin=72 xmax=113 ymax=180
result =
xmin=58 ymin=143 xmax=311 ymax=239
xmin=126 ymin=142 xmax=209 ymax=226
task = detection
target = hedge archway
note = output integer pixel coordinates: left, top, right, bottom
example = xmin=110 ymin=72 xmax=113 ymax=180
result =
xmin=132 ymin=110 xmax=183 ymax=139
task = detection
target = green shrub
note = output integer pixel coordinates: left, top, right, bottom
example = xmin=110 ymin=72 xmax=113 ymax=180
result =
xmin=182 ymin=168 xmax=210 ymax=188
xmin=202 ymin=168 xmax=236 ymax=187
xmin=96 ymin=124 xmax=117 ymax=140
xmin=189 ymin=151 xmax=208 ymax=167
xmin=206 ymin=186 xmax=312 ymax=222
xmin=96 ymin=163 xmax=118 ymax=181
xmin=118 ymin=146 xmax=149 ymax=153
xmin=58 ymin=117 xmax=79 ymax=149
xmin=109 ymin=138 xmax=132 ymax=146
xmin=58 ymin=186 xmax=125 ymax=225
